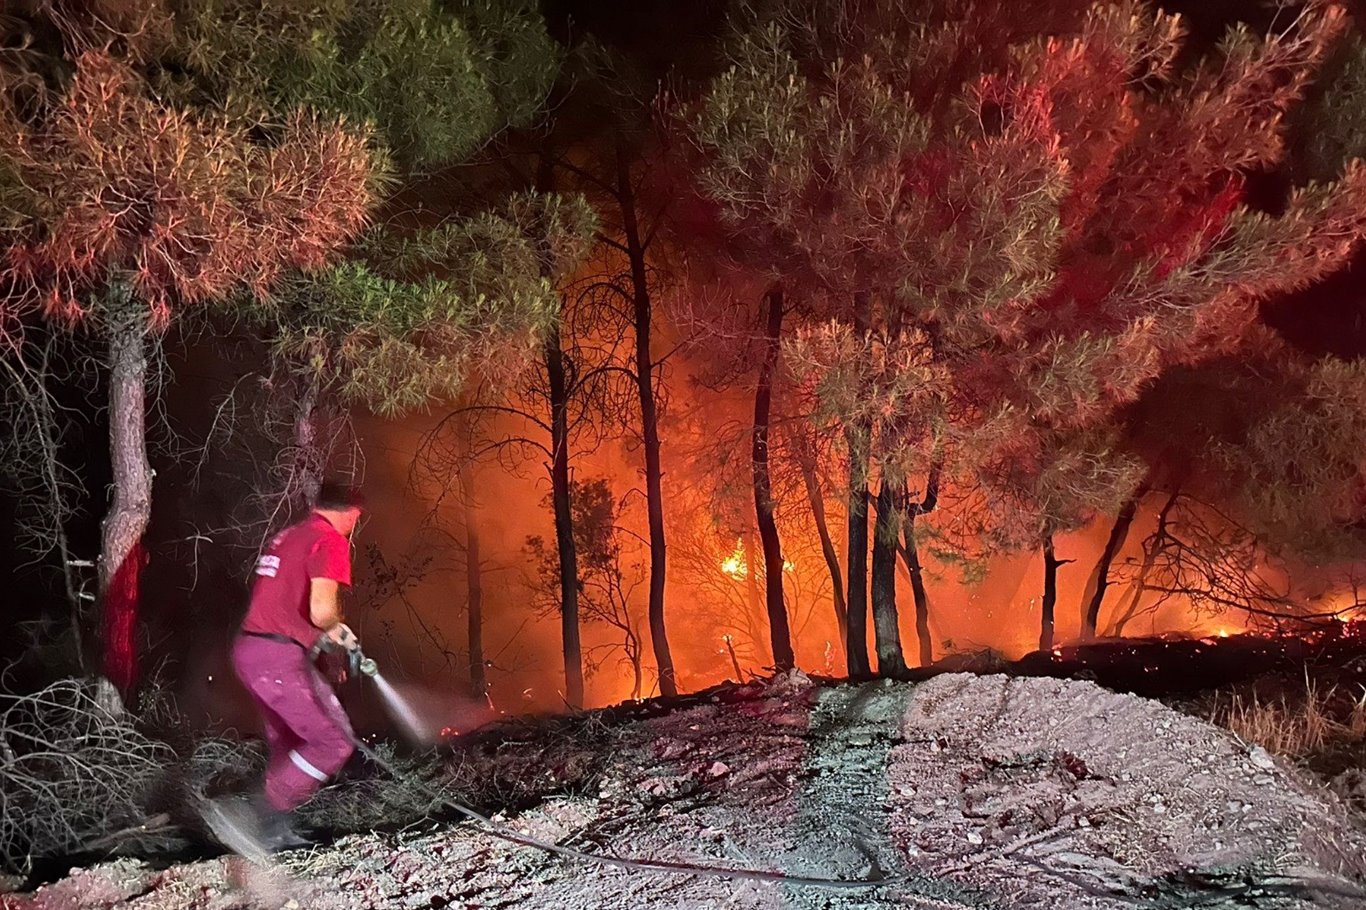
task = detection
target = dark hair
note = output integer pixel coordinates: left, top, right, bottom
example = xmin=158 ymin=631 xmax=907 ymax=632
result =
xmin=314 ymin=481 xmax=365 ymax=512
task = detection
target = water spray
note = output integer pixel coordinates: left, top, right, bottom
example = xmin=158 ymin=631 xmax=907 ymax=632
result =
xmin=349 ymin=649 xmax=432 ymax=744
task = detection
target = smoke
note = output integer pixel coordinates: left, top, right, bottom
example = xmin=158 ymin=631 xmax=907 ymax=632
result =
xmin=347 ymin=351 xmax=1306 ymax=712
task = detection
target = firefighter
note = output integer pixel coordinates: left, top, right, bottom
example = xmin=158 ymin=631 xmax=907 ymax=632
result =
xmin=210 ymin=482 xmax=365 ymax=852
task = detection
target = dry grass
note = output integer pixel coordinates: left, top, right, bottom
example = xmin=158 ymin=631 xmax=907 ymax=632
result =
xmin=1207 ymin=674 xmax=1366 ymax=760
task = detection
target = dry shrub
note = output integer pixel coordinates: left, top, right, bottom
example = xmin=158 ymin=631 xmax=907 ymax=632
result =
xmin=0 ymin=679 xmax=171 ymax=874
xmin=1208 ymin=676 xmax=1366 ymax=760
xmin=297 ymin=743 xmax=453 ymax=834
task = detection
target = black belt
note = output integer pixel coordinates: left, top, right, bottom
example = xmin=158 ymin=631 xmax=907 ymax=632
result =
xmin=240 ymin=630 xmax=304 ymax=647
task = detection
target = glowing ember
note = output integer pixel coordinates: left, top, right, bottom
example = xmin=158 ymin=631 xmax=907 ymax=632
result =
xmin=719 ymin=538 xmax=793 ymax=577
xmin=720 ymin=538 xmax=747 ymax=579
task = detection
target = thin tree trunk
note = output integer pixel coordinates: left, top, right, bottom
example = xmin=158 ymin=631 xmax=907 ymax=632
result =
xmin=99 ymin=286 xmax=151 ymax=699
xmin=1080 ymin=483 xmax=1149 ymax=640
xmin=752 ymin=288 xmax=794 ymax=671
xmin=1040 ymin=533 xmax=1066 ymax=652
xmin=870 ymin=479 xmax=907 ymax=676
xmin=460 ymin=464 xmax=486 ymax=701
xmin=904 ymin=462 xmax=940 ymax=667
xmin=844 ymin=291 xmax=873 ymax=678
xmin=537 ymin=155 xmax=583 ymax=710
xmin=903 ymin=516 xmax=931 ymax=667
xmin=797 ymin=448 xmax=847 ymax=644
xmin=616 ymin=141 xmax=676 ymax=696
xmin=545 ymin=330 xmax=583 ymax=709
xmin=1108 ymin=489 xmax=1180 ymax=638
xmin=628 ymin=632 xmax=643 ymax=701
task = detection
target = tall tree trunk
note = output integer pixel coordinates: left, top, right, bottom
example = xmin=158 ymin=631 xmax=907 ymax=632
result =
xmin=616 ymin=141 xmax=676 ymax=697
xmin=1080 ymin=483 xmax=1148 ymax=640
xmin=460 ymin=464 xmax=486 ymax=701
xmin=545 ymin=330 xmax=583 ymax=709
xmin=844 ymin=291 xmax=873 ymax=677
xmin=870 ymin=479 xmax=907 ymax=676
xmin=537 ymin=155 xmax=583 ymax=710
xmin=1040 ymin=533 xmax=1065 ymax=652
xmin=797 ymin=448 xmax=847 ymax=644
xmin=752 ymin=288 xmax=794 ymax=670
xmin=99 ymin=287 xmax=151 ymax=698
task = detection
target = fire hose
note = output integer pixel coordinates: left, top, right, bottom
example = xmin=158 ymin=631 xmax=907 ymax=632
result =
xmin=344 ymin=650 xmax=902 ymax=892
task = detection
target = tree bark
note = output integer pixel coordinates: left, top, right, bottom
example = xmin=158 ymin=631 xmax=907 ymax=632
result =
xmin=797 ymin=448 xmax=847 ymax=644
xmin=616 ymin=141 xmax=677 ymax=697
xmin=460 ymin=463 xmax=486 ymax=701
xmin=905 ymin=462 xmax=940 ymax=668
xmin=99 ymin=286 xmax=151 ymax=699
xmin=1040 ymin=533 xmax=1065 ymax=652
xmin=752 ymin=288 xmax=794 ymax=670
xmin=870 ymin=479 xmax=907 ymax=676
xmin=844 ymin=291 xmax=873 ymax=678
xmin=1080 ymin=483 xmax=1148 ymax=640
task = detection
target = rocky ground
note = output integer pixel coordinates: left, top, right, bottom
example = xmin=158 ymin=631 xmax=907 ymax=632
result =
xmin=6 ymin=672 xmax=1366 ymax=909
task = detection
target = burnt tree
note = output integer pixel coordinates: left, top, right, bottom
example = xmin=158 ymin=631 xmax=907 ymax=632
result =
xmin=1040 ymin=533 xmax=1074 ymax=652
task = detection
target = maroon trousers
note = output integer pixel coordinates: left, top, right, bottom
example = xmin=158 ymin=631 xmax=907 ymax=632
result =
xmin=231 ymin=634 xmax=355 ymax=811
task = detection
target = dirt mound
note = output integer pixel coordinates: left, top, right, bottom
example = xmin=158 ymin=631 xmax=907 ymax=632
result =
xmin=8 ymin=673 xmax=1366 ymax=909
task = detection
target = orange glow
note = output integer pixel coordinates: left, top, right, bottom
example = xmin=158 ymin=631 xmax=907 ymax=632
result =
xmin=719 ymin=538 xmax=794 ymax=578
xmin=720 ymin=538 xmax=747 ymax=579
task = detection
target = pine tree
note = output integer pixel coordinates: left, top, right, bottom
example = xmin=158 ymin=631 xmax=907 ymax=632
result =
xmin=183 ymin=0 xmax=578 ymax=511
xmin=684 ymin=0 xmax=1366 ymax=666
xmin=0 ymin=42 xmax=375 ymax=695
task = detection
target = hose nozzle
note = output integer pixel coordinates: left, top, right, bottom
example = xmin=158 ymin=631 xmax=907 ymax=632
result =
xmin=357 ymin=655 xmax=379 ymax=678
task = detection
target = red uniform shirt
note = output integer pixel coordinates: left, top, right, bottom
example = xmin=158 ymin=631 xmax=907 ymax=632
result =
xmin=241 ymin=513 xmax=352 ymax=646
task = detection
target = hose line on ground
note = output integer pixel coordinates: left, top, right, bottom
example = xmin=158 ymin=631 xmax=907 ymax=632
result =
xmin=350 ymin=739 xmax=899 ymax=891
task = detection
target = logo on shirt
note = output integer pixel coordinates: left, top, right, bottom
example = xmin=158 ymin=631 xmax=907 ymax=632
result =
xmin=255 ymin=554 xmax=281 ymax=578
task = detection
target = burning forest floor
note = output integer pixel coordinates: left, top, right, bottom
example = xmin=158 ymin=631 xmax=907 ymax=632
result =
xmin=8 ymin=645 xmax=1366 ymax=910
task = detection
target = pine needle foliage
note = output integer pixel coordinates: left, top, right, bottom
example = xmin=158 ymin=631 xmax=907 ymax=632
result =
xmin=251 ymin=192 xmax=596 ymax=416
xmin=173 ymin=0 xmax=559 ymax=170
xmin=685 ymin=0 xmax=1366 ymax=552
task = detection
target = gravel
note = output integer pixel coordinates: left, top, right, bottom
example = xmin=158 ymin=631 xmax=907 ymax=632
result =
xmin=7 ymin=672 xmax=1365 ymax=909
